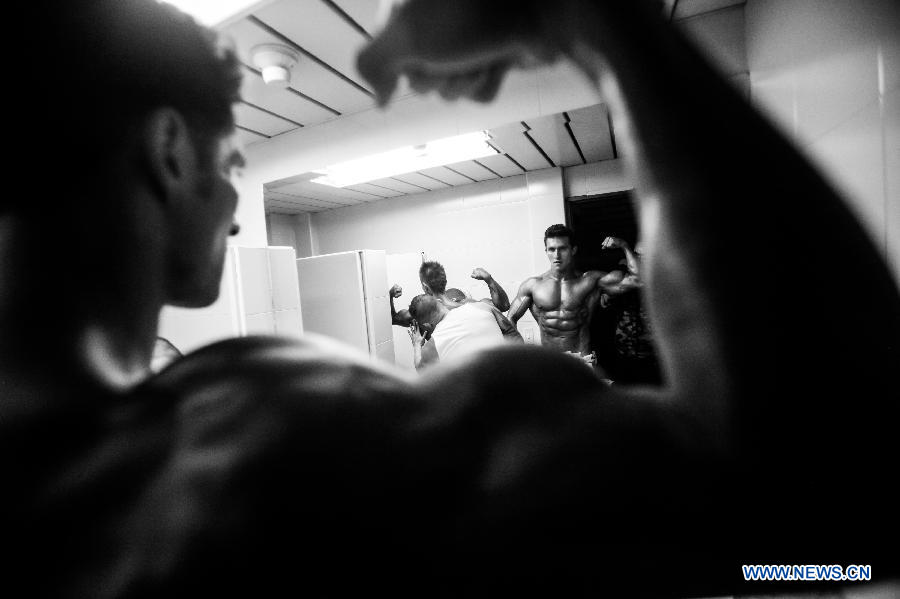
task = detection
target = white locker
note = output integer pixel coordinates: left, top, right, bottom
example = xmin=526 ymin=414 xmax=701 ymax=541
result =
xmin=296 ymin=250 xmax=395 ymax=363
xmin=158 ymin=246 xmax=304 ymax=355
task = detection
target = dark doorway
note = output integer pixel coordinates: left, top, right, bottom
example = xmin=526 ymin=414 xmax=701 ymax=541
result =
xmin=567 ymin=191 xmax=661 ymax=385
xmin=566 ymin=191 xmax=638 ymax=274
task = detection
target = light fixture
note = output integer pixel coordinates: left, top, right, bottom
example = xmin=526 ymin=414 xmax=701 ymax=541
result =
xmin=251 ymin=44 xmax=300 ymax=88
xmin=311 ymin=131 xmax=498 ymax=188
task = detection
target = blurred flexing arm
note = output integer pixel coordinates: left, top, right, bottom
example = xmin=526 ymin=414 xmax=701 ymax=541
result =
xmin=357 ymin=0 xmax=900 ymax=443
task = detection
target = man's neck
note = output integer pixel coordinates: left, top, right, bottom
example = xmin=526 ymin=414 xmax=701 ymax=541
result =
xmin=1 ymin=218 xmax=162 ymax=391
xmin=78 ymin=318 xmax=159 ymax=389
xmin=548 ymin=266 xmax=577 ymax=281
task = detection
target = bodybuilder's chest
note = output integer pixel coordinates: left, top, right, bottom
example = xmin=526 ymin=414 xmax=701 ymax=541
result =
xmin=533 ymin=280 xmax=593 ymax=310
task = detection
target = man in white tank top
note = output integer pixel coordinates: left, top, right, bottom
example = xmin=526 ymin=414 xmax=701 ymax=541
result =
xmin=408 ymin=294 xmax=506 ymax=367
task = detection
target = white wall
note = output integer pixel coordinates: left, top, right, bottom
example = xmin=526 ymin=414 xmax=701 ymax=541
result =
xmin=266 ymin=212 xmax=313 ymax=258
xmin=311 ymin=168 xmax=564 ymax=290
xmin=746 ymin=0 xmax=900 ymax=284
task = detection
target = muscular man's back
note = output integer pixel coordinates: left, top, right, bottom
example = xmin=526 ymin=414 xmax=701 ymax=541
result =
xmin=7 ymin=333 xmax=897 ymax=598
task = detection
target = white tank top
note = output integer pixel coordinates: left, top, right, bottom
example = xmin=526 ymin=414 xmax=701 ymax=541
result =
xmin=432 ymin=302 xmax=505 ymax=362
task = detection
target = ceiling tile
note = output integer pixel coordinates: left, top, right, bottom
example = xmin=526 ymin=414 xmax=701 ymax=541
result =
xmin=331 ymin=0 xmax=379 ymax=36
xmin=234 ymin=103 xmax=299 ymax=137
xmin=254 ymin=0 xmax=373 ymax=92
xmin=236 ymin=127 xmax=268 ymax=148
xmin=524 ymin=113 xmax=584 ymax=167
xmin=266 ymin=190 xmax=347 ymax=209
xmin=567 ymin=104 xmax=616 ymax=163
xmin=368 ymin=177 xmax=431 ymax=194
xmin=418 ymin=166 xmax=477 ymax=186
xmin=265 ymin=197 xmax=321 ymax=213
xmin=488 ymin=122 xmax=555 ymax=171
xmin=392 ymin=172 xmax=451 ymax=191
xmin=445 ymin=160 xmax=500 ymax=182
xmin=345 ymin=183 xmax=404 ymax=197
xmin=475 ymin=154 xmax=526 ymax=178
xmin=222 ymin=17 xmax=375 ymax=116
xmin=239 ymin=65 xmax=340 ymax=125
xmin=274 ymin=179 xmax=375 ymax=204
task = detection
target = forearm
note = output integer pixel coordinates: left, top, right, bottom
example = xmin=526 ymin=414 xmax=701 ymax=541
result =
xmin=622 ymin=247 xmax=639 ymax=278
xmin=411 ymin=340 xmax=423 ymax=370
xmin=414 ymin=339 xmax=439 ymax=371
xmin=390 ymin=294 xmax=398 ymax=319
xmin=484 ymin=277 xmax=510 ymax=312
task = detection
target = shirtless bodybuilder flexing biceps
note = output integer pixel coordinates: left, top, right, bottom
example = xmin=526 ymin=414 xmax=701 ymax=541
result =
xmin=508 ymin=224 xmax=635 ymax=355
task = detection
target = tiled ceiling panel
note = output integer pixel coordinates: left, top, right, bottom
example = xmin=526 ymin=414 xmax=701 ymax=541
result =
xmin=524 ymin=113 xmax=584 ymax=167
xmin=239 ymin=64 xmax=339 ymax=125
xmin=446 ymin=160 xmax=500 ymax=182
xmin=490 ymin=123 xmax=556 ymax=171
xmin=266 ymin=190 xmax=348 ymax=211
xmin=271 ymin=178 xmax=373 ymax=204
xmin=392 ymin=172 xmax=451 ymax=191
xmin=331 ymin=0 xmax=379 ymax=35
xmin=222 ymin=17 xmax=374 ymax=117
xmin=368 ymin=178 xmax=432 ymax=194
xmin=253 ymin=0 xmax=373 ymax=93
xmin=476 ymin=154 xmax=526 ymax=178
xmin=234 ymin=103 xmax=299 ymax=137
xmin=345 ymin=183 xmax=405 ymax=198
xmin=417 ymin=166 xmax=478 ymax=187
xmin=237 ymin=128 xmax=268 ymax=147
xmin=263 ymin=102 xmax=620 ymax=214
xmin=567 ymin=104 xmax=616 ymax=163
xmin=225 ymin=0 xmax=745 ymax=216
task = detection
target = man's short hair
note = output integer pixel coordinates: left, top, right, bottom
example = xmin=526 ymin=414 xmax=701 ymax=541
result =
xmin=419 ymin=261 xmax=447 ymax=294
xmin=19 ymin=0 xmax=242 ymax=215
xmin=544 ymin=224 xmax=576 ymax=247
xmin=409 ymin=294 xmax=440 ymax=326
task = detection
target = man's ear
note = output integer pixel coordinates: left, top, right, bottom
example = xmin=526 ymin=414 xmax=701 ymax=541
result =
xmin=572 ymin=245 xmax=578 ymax=255
xmin=142 ymin=107 xmax=194 ymax=203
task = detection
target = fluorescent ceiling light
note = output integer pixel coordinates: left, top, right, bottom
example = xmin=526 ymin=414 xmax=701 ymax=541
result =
xmin=311 ymin=131 xmax=498 ymax=188
xmin=159 ymin=0 xmax=264 ymax=27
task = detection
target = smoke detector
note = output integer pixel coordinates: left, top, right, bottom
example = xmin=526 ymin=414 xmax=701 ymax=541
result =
xmin=250 ymin=44 xmax=300 ymax=88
